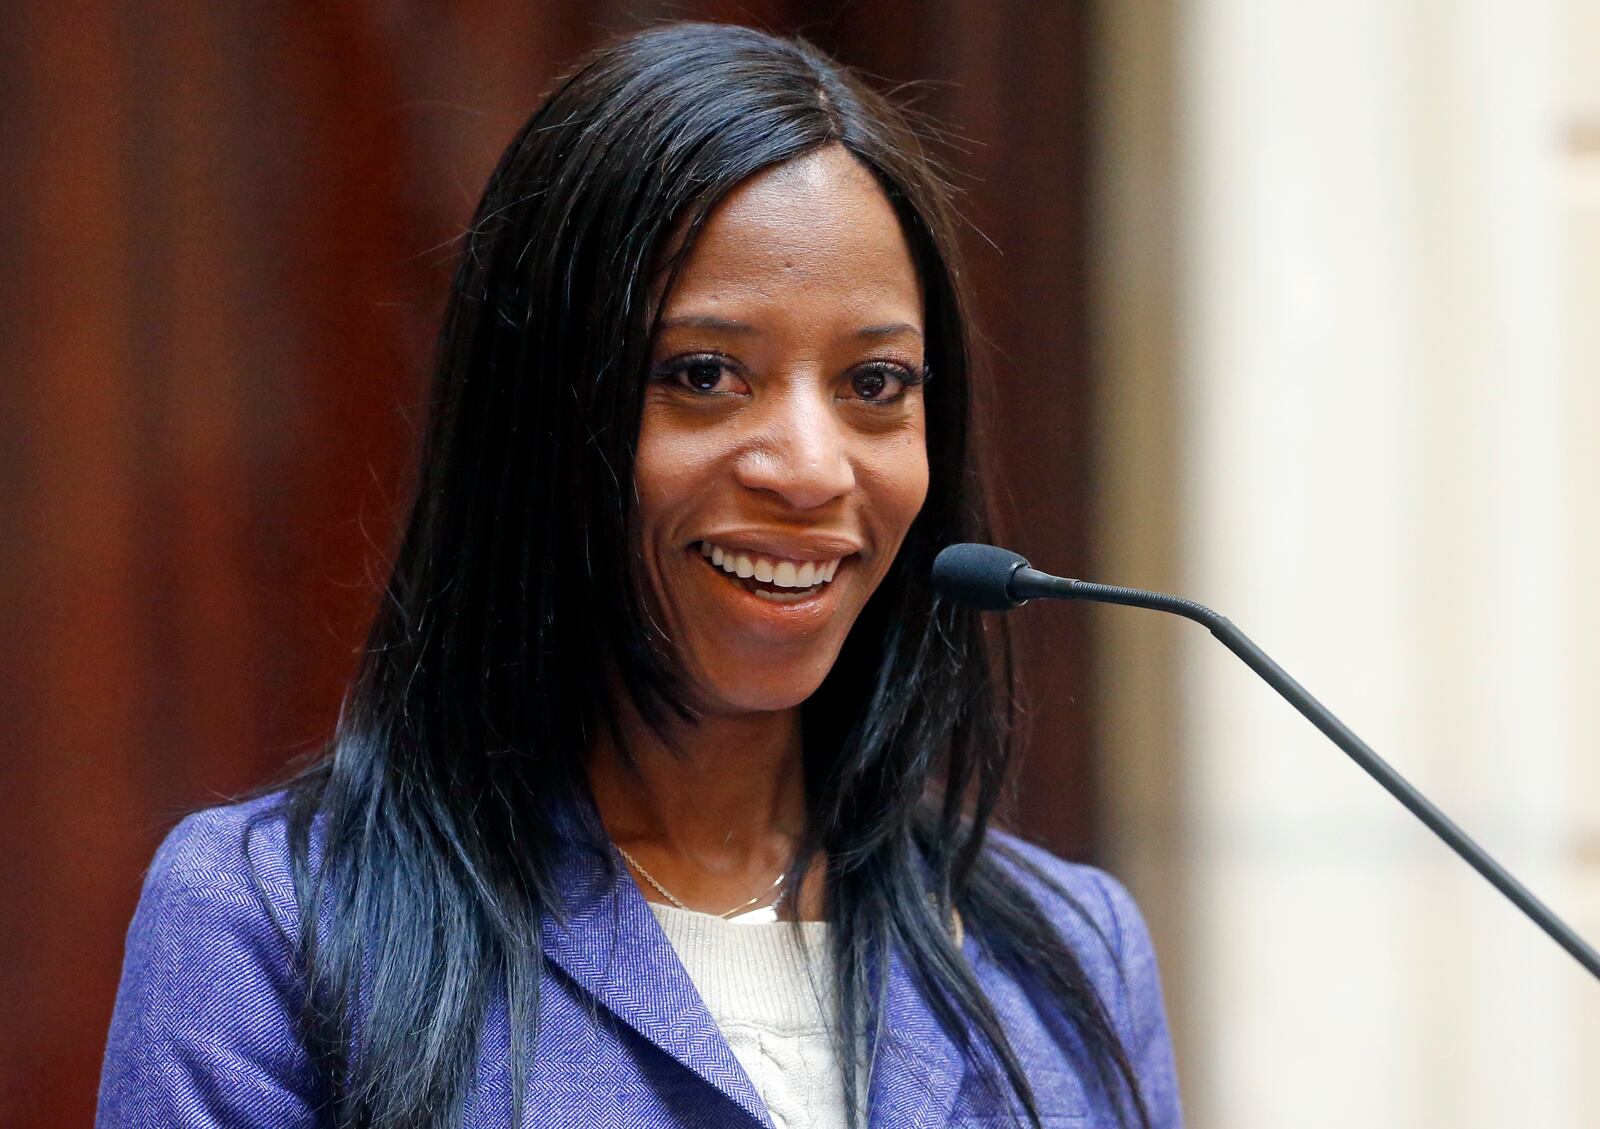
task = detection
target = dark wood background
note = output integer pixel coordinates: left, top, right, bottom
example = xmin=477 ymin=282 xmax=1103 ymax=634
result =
xmin=0 ymin=3 xmax=1099 ymax=1122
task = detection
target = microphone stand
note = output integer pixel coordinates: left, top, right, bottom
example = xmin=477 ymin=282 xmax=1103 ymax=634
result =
xmin=1011 ymin=565 xmax=1600 ymax=982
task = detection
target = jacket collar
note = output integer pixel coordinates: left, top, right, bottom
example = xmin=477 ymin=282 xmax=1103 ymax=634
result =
xmin=538 ymin=801 xmax=968 ymax=1128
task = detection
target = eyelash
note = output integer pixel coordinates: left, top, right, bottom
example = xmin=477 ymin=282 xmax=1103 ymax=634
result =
xmin=651 ymin=353 xmax=929 ymax=405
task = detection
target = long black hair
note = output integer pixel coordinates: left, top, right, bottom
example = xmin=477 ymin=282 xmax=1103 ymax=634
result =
xmin=255 ymin=21 xmax=1152 ymax=1129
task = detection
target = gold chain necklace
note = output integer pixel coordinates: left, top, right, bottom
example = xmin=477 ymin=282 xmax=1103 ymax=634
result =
xmin=614 ymin=844 xmax=787 ymax=922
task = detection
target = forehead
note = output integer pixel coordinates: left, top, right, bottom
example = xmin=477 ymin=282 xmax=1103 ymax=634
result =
xmin=660 ymin=145 xmax=923 ymax=315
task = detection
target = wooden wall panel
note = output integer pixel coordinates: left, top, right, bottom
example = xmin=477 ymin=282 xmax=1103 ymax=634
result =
xmin=4 ymin=4 xmax=146 ymax=1115
xmin=0 ymin=4 xmax=1097 ymax=1122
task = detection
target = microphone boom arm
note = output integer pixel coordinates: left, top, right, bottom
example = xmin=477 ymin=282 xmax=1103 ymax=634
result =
xmin=1013 ymin=566 xmax=1600 ymax=982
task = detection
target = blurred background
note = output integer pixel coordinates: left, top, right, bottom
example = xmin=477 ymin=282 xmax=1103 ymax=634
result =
xmin=1 ymin=2 xmax=1596 ymax=1126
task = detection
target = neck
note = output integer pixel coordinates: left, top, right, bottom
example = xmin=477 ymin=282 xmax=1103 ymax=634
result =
xmin=586 ymin=694 xmax=825 ymax=917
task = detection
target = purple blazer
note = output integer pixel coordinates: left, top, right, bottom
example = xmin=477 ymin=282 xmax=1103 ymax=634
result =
xmin=97 ymin=793 xmax=1182 ymax=1127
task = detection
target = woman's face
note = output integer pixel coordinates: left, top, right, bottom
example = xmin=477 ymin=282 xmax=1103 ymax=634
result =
xmin=634 ymin=144 xmax=929 ymax=718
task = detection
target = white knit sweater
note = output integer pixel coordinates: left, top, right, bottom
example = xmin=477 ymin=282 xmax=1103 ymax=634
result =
xmin=647 ymin=902 xmax=850 ymax=1129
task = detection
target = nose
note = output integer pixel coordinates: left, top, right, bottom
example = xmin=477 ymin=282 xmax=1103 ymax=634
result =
xmin=733 ymin=386 xmax=856 ymax=510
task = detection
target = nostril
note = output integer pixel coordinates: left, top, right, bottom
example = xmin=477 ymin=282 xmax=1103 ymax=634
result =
xmin=732 ymin=443 xmax=856 ymax=510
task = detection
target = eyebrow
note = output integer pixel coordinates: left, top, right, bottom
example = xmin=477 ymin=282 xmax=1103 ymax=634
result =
xmin=856 ymin=322 xmax=924 ymax=342
xmin=657 ymin=314 xmax=924 ymax=341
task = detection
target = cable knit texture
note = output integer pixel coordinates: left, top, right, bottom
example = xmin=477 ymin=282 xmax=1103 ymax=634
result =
xmin=648 ymin=902 xmax=847 ymax=1129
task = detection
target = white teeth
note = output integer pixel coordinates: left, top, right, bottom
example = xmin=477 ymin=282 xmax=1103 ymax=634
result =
xmin=697 ymin=541 xmax=848 ymax=589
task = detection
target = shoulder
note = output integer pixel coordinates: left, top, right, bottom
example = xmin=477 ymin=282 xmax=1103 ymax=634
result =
xmin=112 ymin=788 xmax=306 ymax=1013
xmin=98 ymin=790 xmax=319 ymax=1128
xmin=978 ymin=829 xmax=1184 ymax=1127
xmin=143 ymin=791 xmax=301 ymax=923
xmin=980 ymin=828 xmax=1147 ymax=974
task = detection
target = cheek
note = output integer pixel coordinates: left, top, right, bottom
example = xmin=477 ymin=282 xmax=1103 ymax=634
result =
xmin=863 ymin=427 xmax=930 ymax=540
xmin=633 ymin=418 xmax=710 ymax=525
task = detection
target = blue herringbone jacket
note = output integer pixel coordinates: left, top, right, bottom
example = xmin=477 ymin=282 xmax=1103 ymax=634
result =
xmin=97 ymin=793 xmax=1182 ymax=1127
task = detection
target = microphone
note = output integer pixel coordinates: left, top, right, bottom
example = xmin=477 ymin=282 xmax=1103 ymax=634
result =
xmin=932 ymin=542 xmax=1600 ymax=981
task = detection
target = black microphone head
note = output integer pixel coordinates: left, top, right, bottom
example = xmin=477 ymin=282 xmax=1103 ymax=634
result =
xmin=931 ymin=543 xmax=1031 ymax=610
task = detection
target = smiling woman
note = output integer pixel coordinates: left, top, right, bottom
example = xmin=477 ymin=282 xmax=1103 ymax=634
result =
xmin=96 ymin=21 xmax=1181 ymax=1129
xmin=630 ymin=146 xmax=930 ymax=719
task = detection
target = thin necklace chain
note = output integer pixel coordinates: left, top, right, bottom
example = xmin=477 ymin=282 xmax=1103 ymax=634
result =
xmin=614 ymin=844 xmax=786 ymax=919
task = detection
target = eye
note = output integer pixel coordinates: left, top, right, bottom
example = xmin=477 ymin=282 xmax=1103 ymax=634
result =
xmin=652 ymin=353 xmax=746 ymax=396
xmin=846 ymin=361 xmax=927 ymax=405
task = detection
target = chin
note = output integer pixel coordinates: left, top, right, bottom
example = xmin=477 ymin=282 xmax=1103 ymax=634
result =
xmin=694 ymin=653 xmax=838 ymax=716
xmin=703 ymin=677 xmax=822 ymax=716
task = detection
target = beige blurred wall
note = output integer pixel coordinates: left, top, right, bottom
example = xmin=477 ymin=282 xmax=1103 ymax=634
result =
xmin=1096 ymin=1 xmax=1600 ymax=1125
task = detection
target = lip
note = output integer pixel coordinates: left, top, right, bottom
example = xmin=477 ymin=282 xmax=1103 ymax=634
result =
xmin=683 ymin=543 xmax=848 ymax=635
xmin=690 ymin=530 xmax=864 ymax=563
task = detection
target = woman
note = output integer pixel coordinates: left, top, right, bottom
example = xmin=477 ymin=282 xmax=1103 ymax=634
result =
xmin=98 ymin=22 xmax=1181 ymax=1129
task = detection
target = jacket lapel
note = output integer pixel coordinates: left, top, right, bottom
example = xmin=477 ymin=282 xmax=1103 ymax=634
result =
xmin=539 ymin=801 xmax=972 ymax=1128
xmin=867 ymin=941 xmax=968 ymax=1128
xmin=540 ymin=826 xmax=773 ymax=1128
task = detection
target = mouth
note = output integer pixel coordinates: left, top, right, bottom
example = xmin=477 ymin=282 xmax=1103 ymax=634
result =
xmin=693 ymin=539 xmax=847 ymax=604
